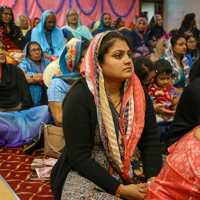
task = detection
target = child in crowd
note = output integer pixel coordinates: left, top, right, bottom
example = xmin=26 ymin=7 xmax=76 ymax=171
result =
xmin=147 ymin=59 xmax=181 ymax=119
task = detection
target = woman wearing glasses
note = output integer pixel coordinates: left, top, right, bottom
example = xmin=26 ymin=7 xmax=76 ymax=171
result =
xmin=0 ymin=6 xmax=26 ymax=65
xmin=62 ymin=8 xmax=93 ymax=43
xmin=18 ymin=42 xmax=51 ymax=106
xmin=185 ymin=35 xmax=199 ymax=68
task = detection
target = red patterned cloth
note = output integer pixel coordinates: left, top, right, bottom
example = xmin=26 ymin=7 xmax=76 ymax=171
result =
xmin=147 ymin=83 xmax=177 ymax=110
xmin=146 ymin=126 xmax=200 ymax=199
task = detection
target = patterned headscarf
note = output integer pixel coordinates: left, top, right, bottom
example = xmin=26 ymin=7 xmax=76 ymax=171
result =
xmin=53 ymin=40 xmax=83 ymax=84
xmin=164 ymin=37 xmax=190 ymax=87
xmin=113 ymin=17 xmax=123 ymax=28
xmin=81 ymin=31 xmax=146 ymax=183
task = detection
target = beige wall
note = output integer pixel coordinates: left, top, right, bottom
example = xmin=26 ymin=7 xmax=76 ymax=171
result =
xmin=164 ymin=0 xmax=200 ymax=31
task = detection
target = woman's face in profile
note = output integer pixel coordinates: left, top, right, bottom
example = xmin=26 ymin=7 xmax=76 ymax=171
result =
xmin=141 ymin=70 xmax=156 ymax=87
xmin=28 ymin=43 xmax=42 ymax=62
xmin=162 ymin=40 xmax=167 ymax=53
xmin=117 ymin=18 xmax=125 ymax=29
xmin=100 ymin=38 xmax=133 ymax=82
xmin=172 ymin=37 xmax=187 ymax=55
xmin=34 ymin=19 xmax=40 ymax=28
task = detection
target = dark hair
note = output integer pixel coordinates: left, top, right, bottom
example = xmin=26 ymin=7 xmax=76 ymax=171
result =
xmin=133 ymin=57 xmax=154 ymax=81
xmin=154 ymin=59 xmax=172 ymax=76
xmin=81 ymin=42 xmax=89 ymax=58
xmin=98 ymin=31 xmax=132 ymax=63
xmin=180 ymin=13 xmax=196 ymax=29
xmin=171 ymin=34 xmax=186 ymax=48
xmin=0 ymin=6 xmax=14 ymax=27
xmin=185 ymin=35 xmax=196 ymax=41
xmin=26 ymin=42 xmax=42 ymax=57
xmin=34 ymin=17 xmax=40 ymax=23
xmin=103 ymin=13 xmax=111 ymax=18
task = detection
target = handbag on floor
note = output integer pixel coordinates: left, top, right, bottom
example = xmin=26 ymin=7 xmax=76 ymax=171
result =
xmin=42 ymin=122 xmax=65 ymax=158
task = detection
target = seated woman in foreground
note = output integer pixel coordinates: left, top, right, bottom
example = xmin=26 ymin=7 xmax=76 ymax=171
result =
xmin=47 ymin=40 xmax=89 ymax=126
xmin=50 ymin=31 xmax=162 ymax=200
xmin=146 ymin=126 xmax=200 ymax=199
xmin=18 ymin=42 xmax=51 ymax=106
xmin=0 ymin=39 xmax=50 ymax=147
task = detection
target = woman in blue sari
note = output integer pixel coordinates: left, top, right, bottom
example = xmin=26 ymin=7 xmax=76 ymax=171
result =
xmin=92 ymin=13 xmax=117 ymax=37
xmin=0 ymin=39 xmax=50 ymax=147
xmin=18 ymin=42 xmax=51 ymax=106
xmin=47 ymin=39 xmax=89 ymax=126
xmin=31 ymin=10 xmax=65 ymax=61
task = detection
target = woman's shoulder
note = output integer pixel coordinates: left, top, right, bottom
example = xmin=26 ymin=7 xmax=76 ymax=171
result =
xmin=5 ymin=63 xmax=24 ymax=75
xmin=50 ymin=78 xmax=69 ymax=89
xmin=69 ymin=78 xmax=88 ymax=94
xmin=66 ymin=79 xmax=91 ymax=101
xmin=7 ymin=63 xmax=22 ymax=71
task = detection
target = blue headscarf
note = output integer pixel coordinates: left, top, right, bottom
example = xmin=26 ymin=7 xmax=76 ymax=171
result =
xmin=62 ymin=8 xmax=93 ymax=41
xmin=92 ymin=13 xmax=117 ymax=36
xmin=19 ymin=42 xmax=51 ymax=74
xmin=31 ymin=10 xmax=65 ymax=57
xmin=52 ymin=40 xmax=83 ymax=84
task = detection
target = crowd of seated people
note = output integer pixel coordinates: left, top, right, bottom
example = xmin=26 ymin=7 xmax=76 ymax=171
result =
xmin=1 ymin=5 xmax=200 ymax=199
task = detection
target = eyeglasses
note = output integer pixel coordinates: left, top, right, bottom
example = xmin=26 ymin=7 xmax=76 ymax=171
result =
xmin=20 ymin=19 xmax=29 ymax=23
xmin=142 ymin=70 xmax=158 ymax=85
xmin=29 ymin=48 xmax=42 ymax=53
xmin=157 ymin=19 xmax=163 ymax=22
xmin=67 ymin=13 xmax=78 ymax=18
xmin=2 ymin=12 xmax=12 ymax=16
xmin=187 ymin=40 xmax=197 ymax=44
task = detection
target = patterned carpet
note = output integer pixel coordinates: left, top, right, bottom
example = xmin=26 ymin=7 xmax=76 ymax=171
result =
xmin=0 ymin=146 xmax=54 ymax=200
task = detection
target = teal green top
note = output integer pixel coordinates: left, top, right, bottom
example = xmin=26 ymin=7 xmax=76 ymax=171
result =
xmin=174 ymin=70 xmax=185 ymax=87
